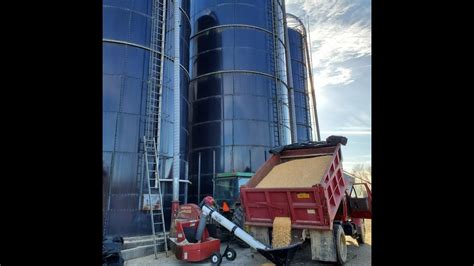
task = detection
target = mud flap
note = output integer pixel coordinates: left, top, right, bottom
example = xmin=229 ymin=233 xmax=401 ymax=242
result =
xmin=309 ymin=229 xmax=337 ymax=262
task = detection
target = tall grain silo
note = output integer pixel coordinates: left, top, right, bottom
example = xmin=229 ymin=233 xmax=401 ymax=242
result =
xmin=286 ymin=13 xmax=321 ymax=142
xmin=102 ymin=0 xmax=190 ymax=237
xmin=188 ymin=0 xmax=293 ymax=204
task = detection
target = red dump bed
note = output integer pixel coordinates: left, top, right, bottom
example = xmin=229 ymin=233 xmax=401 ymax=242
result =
xmin=240 ymin=144 xmax=347 ymax=230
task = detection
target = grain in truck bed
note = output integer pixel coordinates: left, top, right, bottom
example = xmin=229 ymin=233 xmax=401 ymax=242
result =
xmin=255 ymin=155 xmax=333 ymax=188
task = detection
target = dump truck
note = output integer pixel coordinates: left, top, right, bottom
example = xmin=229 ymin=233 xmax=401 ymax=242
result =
xmin=240 ymin=136 xmax=372 ymax=264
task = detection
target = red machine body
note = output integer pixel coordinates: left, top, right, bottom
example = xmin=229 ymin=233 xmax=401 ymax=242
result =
xmin=170 ymin=204 xmax=221 ymax=262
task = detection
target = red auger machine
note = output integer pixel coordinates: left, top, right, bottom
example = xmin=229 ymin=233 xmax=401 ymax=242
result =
xmin=169 ymin=196 xmax=302 ymax=266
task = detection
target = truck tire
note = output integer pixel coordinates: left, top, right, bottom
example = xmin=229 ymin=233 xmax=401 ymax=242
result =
xmin=232 ymin=206 xmax=250 ymax=248
xmin=356 ymin=219 xmax=365 ymax=245
xmin=334 ymin=225 xmax=347 ymax=265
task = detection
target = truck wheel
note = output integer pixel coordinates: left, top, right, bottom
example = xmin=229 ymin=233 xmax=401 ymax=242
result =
xmin=211 ymin=252 xmax=222 ymax=265
xmin=334 ymin=225 xmax=347 ymax=265
xmin=356 ymin=219 xmax=365 ymax=245
xmin=232 ymin=206 xmax=250 ymax=248
xmin=225 ymin=247 xmax=237 ymax=261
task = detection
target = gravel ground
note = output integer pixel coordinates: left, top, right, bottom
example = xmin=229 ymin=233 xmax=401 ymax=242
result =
xmin=125 ymin=220 xmax=371 ymax=266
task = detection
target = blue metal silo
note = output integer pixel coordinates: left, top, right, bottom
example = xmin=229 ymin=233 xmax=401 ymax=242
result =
xmin=102 ymin=0 xmax=190 ymax=237
xmin=188 ymin=0 xmax=292 ymax=204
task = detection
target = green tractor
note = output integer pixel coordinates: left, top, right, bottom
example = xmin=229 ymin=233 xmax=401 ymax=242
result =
xmin=213 ymin=172 xmax=253 ymax=246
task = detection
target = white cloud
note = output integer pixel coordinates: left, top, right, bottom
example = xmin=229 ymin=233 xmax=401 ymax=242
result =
xmin=343 ymin=112 xmax=371 ymax=128
xmin=310 ymin=21 xmax=371 ymax=67
xmin=344 ymin=161 xmax=372 ymax=172
xmin=315 ymin=66 xmax=353 ymax=88
xmin=344 ymin=160 xmax=372 ymax=166
xmin=286 ymin=1 xmax=371 ymax=166
xmin=337 ymin=126 xmax=371 ymax=131
xmin=345 ymin=155 xmax=372 ymax=159
xmin=286 ymin=0 xmax=371 ymax=89
xmin=321 ymin=130 xmax=371 ymax=135
xmin=320 ymin=113 xmax=371 ymax=135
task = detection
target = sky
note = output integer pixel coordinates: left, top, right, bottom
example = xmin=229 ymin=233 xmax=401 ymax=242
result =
xmin=286 ymin=0 xmax=371 ymax=172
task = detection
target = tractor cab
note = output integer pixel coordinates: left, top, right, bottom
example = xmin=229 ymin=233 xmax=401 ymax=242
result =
xmin=213 ymin=172 xmax=253 ymax=243
xmin=214 ymin=172 xmax=253 ymax=214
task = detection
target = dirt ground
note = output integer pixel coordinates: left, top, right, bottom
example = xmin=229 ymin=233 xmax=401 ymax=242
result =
xmin=125 ymin=219 xmax=371 ymax=265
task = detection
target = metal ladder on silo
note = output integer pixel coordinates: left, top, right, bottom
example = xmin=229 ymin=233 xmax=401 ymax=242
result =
xmin=143 ymin=0 xmax=168 ymax=259
xmin=143 ymin=137 xmax=168 ymax=258
xmin=270 ymin=0 xmax=282 ymax=147
xmin=145 ymin=0 xmax=167 ymax=142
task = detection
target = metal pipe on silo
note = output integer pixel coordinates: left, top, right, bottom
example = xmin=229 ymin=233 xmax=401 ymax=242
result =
xmin=172 ymin=0 xmax=181 ymax=215
xmin=198 ymin=152 xmax=201 ymax=201
xmin=305 ymin=18 xmax=321 ymax=141
xmin=281 ymin=0 xmax=298 ymax=144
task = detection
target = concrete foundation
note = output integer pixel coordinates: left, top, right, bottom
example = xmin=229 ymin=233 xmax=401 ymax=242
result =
xmin=120 ymin=235 xmax=166 ymax=261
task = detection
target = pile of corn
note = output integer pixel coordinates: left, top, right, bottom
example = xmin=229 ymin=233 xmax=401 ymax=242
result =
xmin=256 ymin=156 xmax=333 ymax=188
xmin=271 ymin=217 xmax=292 ymax=248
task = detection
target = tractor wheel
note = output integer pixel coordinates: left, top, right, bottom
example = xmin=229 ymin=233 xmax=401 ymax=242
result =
xmin=210 ymin=252 xmax=222 ymax=265
xmin=356 ymin=219 xmax=365 ymax=245
xmin=225 ymin=247 xmax=237 ymax=261
xmin=232 ymin=205 xmax=250 ymax=248
xmin=232 ymin=205 xmax=244 ymax=226
xmin=334 ymin=225 xmax=348 ymax=265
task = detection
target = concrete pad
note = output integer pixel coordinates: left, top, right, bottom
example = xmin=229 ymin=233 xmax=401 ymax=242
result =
xmin=124 ymin=238 xmax=370 ymax=266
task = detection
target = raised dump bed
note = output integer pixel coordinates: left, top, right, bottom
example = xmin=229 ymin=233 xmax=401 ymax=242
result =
xmin=240 ymin=139 xmax=347 ymax=231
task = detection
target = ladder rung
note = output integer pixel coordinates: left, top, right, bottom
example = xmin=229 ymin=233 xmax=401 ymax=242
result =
xmin=154 ymin=222 xmax=163 ymax=225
